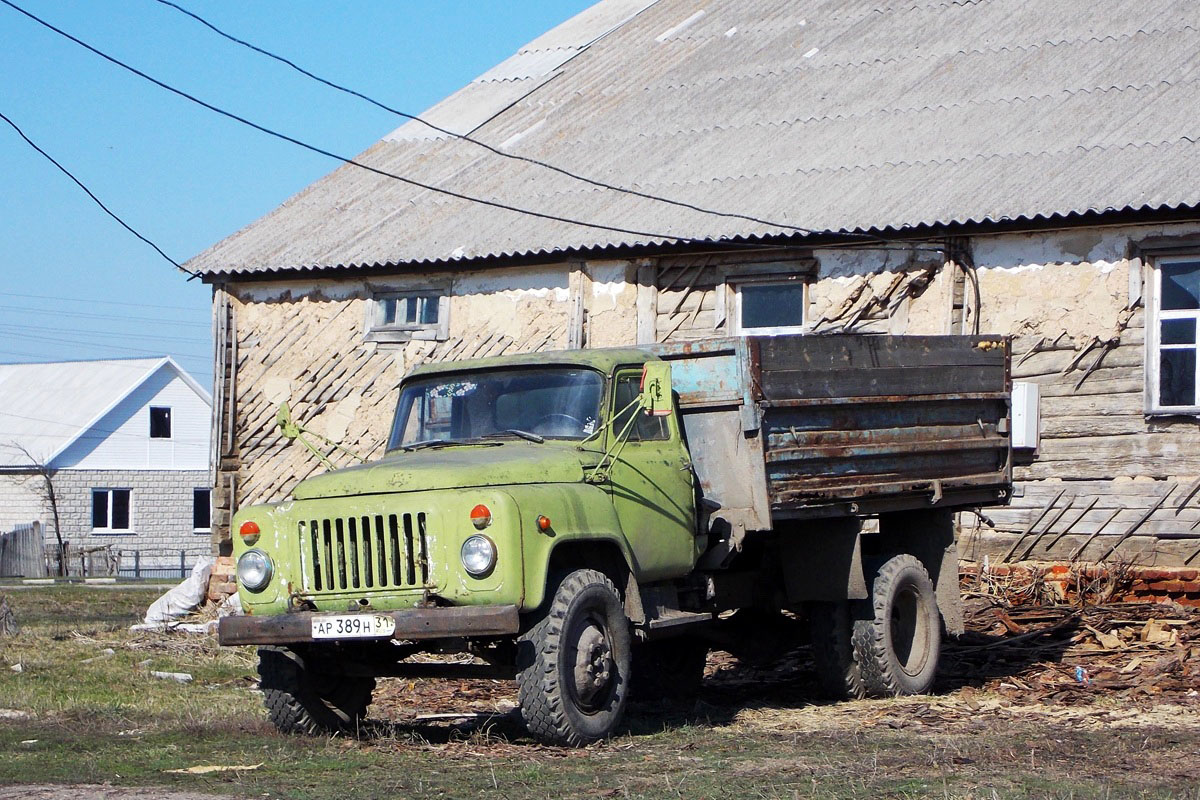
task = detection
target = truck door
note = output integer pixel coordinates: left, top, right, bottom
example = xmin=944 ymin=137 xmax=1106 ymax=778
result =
xmin=605 ymin=367 xmax=697 ymax=581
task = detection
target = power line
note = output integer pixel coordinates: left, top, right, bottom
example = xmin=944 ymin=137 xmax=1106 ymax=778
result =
xmin=0 ymin=108 xmax=194 ymax=277
xmin=0 ymin=304 xmax=210 ymax=327
xmin=0 ymin=410 xmax=209 ymax=443
xmin=6 ymin=329 xmax=209 ymax=358
xmin=0 ymin=290 xmax=203 ymax=312
xmin=152 ymin=0 xmax=897 ymax=245
xmin=0 ymin=321 xmax=210 ymax=344
xmin=1 ymin=0 xmax=896 ymax=257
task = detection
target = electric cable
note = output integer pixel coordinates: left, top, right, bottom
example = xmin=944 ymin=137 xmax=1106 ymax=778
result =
xmin=0 ymin=108 xmax=193 ymax=276
xmin=0 ymin=0 xmax=778 ymax=253
xmin=0 ymin=304 xmax=210 ymax=327
xmin=0 ymin=290 xmax=203 ymax=312
xmin=152 ymin=0 xmax=906 ymax=246
xmin=0 ymin=321 xmax=210 ymax=344
xmin=5 ymin=0 xmax=940 ymax=262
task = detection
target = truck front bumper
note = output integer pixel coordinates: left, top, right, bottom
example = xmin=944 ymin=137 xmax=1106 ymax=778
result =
xmin=217 ymin=605 xmax=520 ymax=646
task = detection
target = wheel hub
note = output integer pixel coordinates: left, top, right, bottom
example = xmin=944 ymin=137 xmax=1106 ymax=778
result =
xmin=572 ymin=622 xmax=613 ymax=707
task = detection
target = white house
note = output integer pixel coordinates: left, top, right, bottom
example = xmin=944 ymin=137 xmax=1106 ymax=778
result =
xmin=0 ymin=357 xmax=212 ymax=575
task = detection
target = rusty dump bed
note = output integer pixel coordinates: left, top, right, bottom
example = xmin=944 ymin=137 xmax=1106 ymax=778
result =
xmin=649 ymin=335 xmax=1012 ymax=526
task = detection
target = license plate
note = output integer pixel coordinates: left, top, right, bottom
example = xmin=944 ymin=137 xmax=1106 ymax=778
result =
xmin=311 ymin=614 xmax=396 ymax=639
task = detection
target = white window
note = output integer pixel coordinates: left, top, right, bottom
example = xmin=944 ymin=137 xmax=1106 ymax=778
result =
xmin=92 ymin=488 xmax=132 ymax=532
xmin=1148 ymin=257 xmax=1200 ymax=413
xmin=193 ymin=488 xmax=212 ymax=532
xmin=366 ymin=291 xmax=448 ymax=343
xmin=733 ymin=279 xmax=807 ymax=335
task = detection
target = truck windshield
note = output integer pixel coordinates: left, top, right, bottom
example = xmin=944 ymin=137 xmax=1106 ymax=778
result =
xmin=388 ymin=367 xmax=605 ymax=449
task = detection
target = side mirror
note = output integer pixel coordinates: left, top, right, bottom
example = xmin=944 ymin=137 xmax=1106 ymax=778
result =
xmin=639 ymin=362 xmax=673 ymax=417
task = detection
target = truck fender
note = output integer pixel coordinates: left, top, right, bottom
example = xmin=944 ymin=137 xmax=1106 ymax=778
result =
xmin=539 ymin=538 xmax=645 ymax=625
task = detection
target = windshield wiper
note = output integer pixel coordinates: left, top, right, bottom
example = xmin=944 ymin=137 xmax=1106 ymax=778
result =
xmin=503 ymin=429 xmax=544 ymax=443
xmin=400 ymin=438 xmax=479 ymax=451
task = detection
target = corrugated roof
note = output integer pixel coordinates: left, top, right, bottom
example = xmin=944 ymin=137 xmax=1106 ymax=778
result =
xmin=188 ymin=0 xmax=1200 ymax=277
xmin=0 ymin=357 xmax=211 ymax=467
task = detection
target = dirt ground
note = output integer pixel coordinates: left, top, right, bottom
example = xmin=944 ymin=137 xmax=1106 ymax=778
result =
xmin=2 ymin=586 xmax=1200 ymax=799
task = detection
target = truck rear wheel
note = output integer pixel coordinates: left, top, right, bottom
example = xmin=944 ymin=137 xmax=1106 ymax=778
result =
xmin=516 ymin=569 xmax=632 ymax=746
xmin=257 ymin=646 xmax=375 ymax=735
xmin=808 ymin=601 xmax=868 ymax=699
xmin=851 ymin=554 xmax=940 ymax=696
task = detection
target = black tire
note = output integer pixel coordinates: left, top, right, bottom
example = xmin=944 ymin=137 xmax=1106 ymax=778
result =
xmin=630 ymin=636 xmax=708 ymax=701
xmin=516 ymin=569 xmax=632 ymax=746
xmin=851 ymin=554 xmax=941 ymax=697
xmin=257 ymin=646 xmax=375 ymax=735
xmin=809 ymin=601 xmax=868 ymax=700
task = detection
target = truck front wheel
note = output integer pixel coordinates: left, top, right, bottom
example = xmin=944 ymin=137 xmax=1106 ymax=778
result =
xmin=516 ymin=569 xmax=632 ymax=746
xmin=851 ymin=554 xmax=941 ymax=696
xmin=257 ymin=646 xmax=375 ymax=735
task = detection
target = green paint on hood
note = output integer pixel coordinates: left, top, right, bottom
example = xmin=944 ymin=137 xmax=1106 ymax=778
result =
xmin=292 ymin=440 xmax=591 ymax=500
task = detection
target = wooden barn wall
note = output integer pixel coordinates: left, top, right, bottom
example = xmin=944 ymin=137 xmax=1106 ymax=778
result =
xmin=211 ymin=221 xmax=1200 ymax=566
xmin=954 ymin=222 xmax=1200 ymax=567
xmin=210 ymin=261 xmax=641 ymax=550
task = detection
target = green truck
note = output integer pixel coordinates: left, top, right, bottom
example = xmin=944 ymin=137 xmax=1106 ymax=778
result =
xmin=219 ymin=334 xmax=1012 ymax=745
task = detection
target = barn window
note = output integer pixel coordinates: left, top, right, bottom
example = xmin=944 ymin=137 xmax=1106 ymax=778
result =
xmin=92 ymin=488 xmax=132 ymax=532
xmin=1149 ymin=257 xmax=1200 ymax=413
xmin=733 ymin=278 xmax=807 ymax=335
xmin=366 ymin=290 xmax=449 ymax=343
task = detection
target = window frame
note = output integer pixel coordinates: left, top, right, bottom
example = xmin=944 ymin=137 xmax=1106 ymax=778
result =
xmin=365 ymin=288 xmax=450 ymax=344
xmin=731 ymin=276 xmax=810 ymax=336
xmin=92 ymin=488 xmax=133 ymax=534
xmin=192 ymin=487 xmax=212 ymax=533
xmin=149 ymin=406 xmax=172 ymax=439
xmin=1146 ymin=254 xmax=1200 ymax=415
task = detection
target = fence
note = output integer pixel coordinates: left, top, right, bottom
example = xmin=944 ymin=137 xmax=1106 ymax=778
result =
xmin=0 ymin=521 xmax=46 ymax=578
xmin=1 ymin=526 xmax=208 ymax=580
xmin=116 ymin=548 xmax=210 ymax=580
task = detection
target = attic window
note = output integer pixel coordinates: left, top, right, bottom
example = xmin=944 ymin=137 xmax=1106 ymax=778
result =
xmin=149 ymin=406 xmax=171 ymax=439
xmin=366 ymin=291 xmax=449 ymax=344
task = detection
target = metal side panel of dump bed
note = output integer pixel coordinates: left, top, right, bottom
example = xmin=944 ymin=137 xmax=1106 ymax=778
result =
xmin=649 ymin=335 xmax=1013 ymax=527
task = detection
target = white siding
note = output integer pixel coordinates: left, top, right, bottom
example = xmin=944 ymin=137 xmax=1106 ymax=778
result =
xmin=53 ymin=367 xmax=210 ymax=470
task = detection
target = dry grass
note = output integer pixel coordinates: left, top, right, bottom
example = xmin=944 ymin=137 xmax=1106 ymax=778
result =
xmin=2 ymin=586 xmax=1200 ymax=799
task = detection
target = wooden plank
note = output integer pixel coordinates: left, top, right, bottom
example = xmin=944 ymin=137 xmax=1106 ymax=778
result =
xmin=1012 ymin=342 xmax=1143 ymax=379
xmin=1038 ymin=392 xmax=1145 ymax=417
xmin=757 ymin=334 xmax=1007 ymax=371
xmin=636 ymin=264 xmax=658 ymax=344
xmin=762 ymin=364 xmax=1004 ymax=399
xmin=1039 ymin=415 xmax=1152 ymax=438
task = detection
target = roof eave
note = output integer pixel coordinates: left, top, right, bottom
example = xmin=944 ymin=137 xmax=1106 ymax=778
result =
xmin=194 ymin=202 xmax=1200 ymax=284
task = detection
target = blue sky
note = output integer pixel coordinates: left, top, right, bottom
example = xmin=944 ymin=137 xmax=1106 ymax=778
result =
xmin=0 ymin=0 xmax=593 ymax=387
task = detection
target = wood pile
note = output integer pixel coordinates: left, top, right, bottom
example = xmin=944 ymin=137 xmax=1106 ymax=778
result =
xmin=944 ymin=598 xmax=1200 ymax=704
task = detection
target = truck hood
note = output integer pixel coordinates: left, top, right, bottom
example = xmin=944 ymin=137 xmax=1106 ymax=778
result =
xmin=292 ymin=441 xmax=592 ymax=500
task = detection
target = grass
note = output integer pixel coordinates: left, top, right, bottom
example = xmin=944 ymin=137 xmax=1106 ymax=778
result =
xmin=1 ymin=587 xmax=1199 ymax=799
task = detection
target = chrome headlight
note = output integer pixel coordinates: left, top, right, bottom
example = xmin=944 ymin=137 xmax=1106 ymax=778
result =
xmin=460 ymin=535 xmax=496 ymax=577
xmin=237 ymin=549 xmax=273 ymax=592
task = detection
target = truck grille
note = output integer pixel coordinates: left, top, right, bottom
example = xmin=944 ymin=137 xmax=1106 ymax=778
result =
xmin=298 ymin=513 xmax=429 ymax=593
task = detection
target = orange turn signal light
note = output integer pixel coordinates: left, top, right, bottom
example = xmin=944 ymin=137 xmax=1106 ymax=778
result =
xmin=470 ymin=504 xmax=492 ymax=529
xmin=536 ymin=515 xmax=552 ymax=532
xmin=238 ymin=520 xmax=261 ymax=545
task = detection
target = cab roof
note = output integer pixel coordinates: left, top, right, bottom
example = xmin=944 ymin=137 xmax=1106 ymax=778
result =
xmin=407 ymin=346 xmax=657 ymax=380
